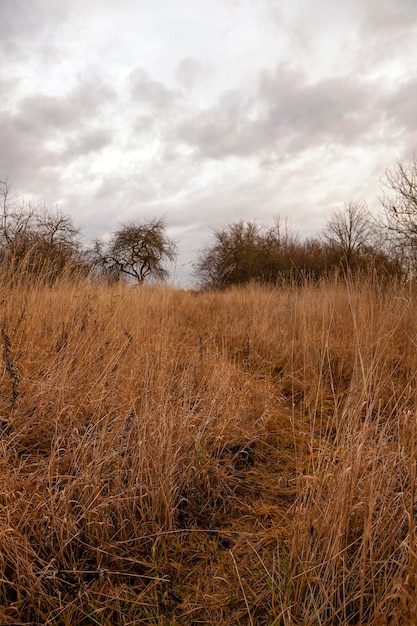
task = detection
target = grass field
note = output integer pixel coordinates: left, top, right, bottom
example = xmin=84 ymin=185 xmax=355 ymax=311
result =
xmin=1 ymin=274 xmax=417 ymax=624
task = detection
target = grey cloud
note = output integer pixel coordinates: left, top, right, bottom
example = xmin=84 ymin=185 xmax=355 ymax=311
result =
xmin=385 ymin=79 xmax=417 ymax=132
xmin=362 ymin=0 xmax=417 ymax=36
xmin=260 ymin=68 xmax=376 ymax=142
xmin=175 ymin=57 xmax=206 ymax=89
xmin=176 ymin=66 xmax=382 ymax=159
xmin=0 ymin=77 xmax=15 ymax=108
xmin=0 ymin=0 xmax=67 ymax=59
xmin=357 ymin=0 xmax=417 ymax=70
xmin=0 ymin=75 xmax=116 ymax=192
xmin=63 ymin=130 xmax=112 ymax=160
xmin=94 ymin=174 xmax=129 ymax=201
xmin=17 ymin=95 xmax=76 ymax=133
xmin=177 ymin=89 xmax=265 ymax=158
xmin=94 ymin=169 xmax=167 ymax=210
xmin=383 ymin=78 xmax=417 ymax=156
xmin=1 ymin=111 xmax=55 ymax=171
xmin=133 ymin=115 xmax=156 ymax=135
xmin=0 ymin=111 xmax=66 ymax=199
xmin=129 ymin=68 xmax=177 ymax=109
xmin=18 ymin=78 xmax=116 ymax=134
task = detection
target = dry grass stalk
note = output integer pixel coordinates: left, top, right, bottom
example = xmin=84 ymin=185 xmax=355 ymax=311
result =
xmin=0 ymin=270 xmax=416 ymax=623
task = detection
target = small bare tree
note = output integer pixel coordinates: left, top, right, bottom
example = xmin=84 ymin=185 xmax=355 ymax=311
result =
xmin=322 ymin=201 xmax=375 ymax=270
xmin=93 ymin=219 xmax=177 ymax=283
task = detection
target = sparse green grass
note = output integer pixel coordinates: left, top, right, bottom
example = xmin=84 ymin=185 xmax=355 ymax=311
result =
xmin=0 ymin=273 xmax=417 ymax=624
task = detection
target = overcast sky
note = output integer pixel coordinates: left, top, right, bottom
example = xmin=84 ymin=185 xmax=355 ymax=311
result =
xmin=1 ymin=0 xmax=417 ymax=284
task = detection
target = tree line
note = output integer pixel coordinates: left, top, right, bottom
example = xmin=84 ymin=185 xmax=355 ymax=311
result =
xmin=0 ymin=181 xmax=175 ymax=285
xmin=1 ymin=155 xmax=417 ymax=288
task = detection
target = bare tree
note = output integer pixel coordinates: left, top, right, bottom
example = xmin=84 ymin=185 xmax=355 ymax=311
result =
xmin=322 ymin=201 xmax=375 ymax=270
xmin=194 ymin=218 xmax=299 ymax=288
xmin=93 ymin=218 xmax=177 ymax=283
xmin=379 ymin=155 xmax=417 ymax=252
xmin=0 ymin=180 xmax=83 ymax=281
xmin=0 ymin=180 xmax=33 ymax=254
xmin=195 ymin=221 xmax=261 ymax=288
xmin=376 ymin=155 xmax=417 ymax=278
xmin=29 ymin=209 xmax=83 ymax=278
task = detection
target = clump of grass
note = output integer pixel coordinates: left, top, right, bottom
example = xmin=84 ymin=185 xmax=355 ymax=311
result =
xmin=0 ymin=270 xmax=416 ymax=623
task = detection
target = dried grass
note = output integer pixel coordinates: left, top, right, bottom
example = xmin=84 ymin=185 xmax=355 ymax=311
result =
xmin=0 ymin=272 xmax=416 ymax=624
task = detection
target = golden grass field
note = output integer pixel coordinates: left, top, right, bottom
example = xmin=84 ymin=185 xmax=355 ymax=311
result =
xmin=1 ymin=274 xmax=417 ymax=624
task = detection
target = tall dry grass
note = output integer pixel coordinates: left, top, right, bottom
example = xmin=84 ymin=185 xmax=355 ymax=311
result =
xmin=0 ymin=272 xmax=417 ymax=624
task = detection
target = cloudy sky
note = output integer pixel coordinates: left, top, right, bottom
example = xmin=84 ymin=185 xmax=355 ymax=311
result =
xmin=1 ymin=0 xmax=417 ymax=284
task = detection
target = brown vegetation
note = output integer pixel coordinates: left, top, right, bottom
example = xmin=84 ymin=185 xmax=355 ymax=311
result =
xmin=1 ymin=271 xmax=417 ymax=624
